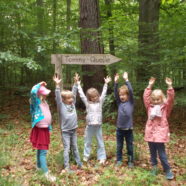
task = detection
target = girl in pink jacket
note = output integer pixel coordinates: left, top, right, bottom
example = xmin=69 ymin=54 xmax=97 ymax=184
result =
xmin=143 ymin=77 xmax=175 ymax=180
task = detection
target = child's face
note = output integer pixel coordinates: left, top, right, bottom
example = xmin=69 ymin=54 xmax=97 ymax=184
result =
xmin=151 ymin=96 xmax=163 ymax=105
xmin=90 ymin=94 xmax=99 ymax=102
xmin=119 ymin=91 xmax=128 ymax=102
xmin=63 ymin=96 xmax=74 ymax=105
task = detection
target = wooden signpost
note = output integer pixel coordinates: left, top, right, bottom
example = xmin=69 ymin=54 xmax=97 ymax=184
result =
xmin=51 ymin=54 xmax=122 ymax=88
xmin=51 ymin=54 xmax=122 ymax=75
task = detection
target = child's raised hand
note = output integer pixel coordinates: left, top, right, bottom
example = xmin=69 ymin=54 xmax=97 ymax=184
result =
xmin=53 ymin=73 xmax=61 ymax=87
xmin=148 ymin=77 xmax=156 ymax=87
xmin=104 ymin=76 xmax=111 ymax=84
xmin=114 ymin=73 xmax=119 ymax=83
xmin=74 ymin=73 xmax=80 ymax=84
xmin=39 ymin=81 xmax=47 ymax=86
xmin=123 ymin=72 xmax=128 ymax=81
xmin=165 ymin=77 xmax=173 ymax=88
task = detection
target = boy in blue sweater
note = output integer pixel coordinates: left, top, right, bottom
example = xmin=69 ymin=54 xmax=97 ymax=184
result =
xmin=114 ymin=72 xmax=134 ymax=167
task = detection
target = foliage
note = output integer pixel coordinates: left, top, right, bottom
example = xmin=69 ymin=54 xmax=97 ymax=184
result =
xmin=0 ymin=51 xmax=40 ymax=70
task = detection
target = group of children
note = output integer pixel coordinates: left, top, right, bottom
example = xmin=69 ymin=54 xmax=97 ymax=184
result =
xmin=29 ymin=72 xmax=175 ymax=182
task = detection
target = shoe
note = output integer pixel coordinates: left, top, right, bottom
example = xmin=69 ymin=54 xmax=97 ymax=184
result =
xmin=99 ymin=159 xmax=106 ymax=165
xmin=64 ymin=167 xmax=74 ymax=174
xmin=128 ymin=162 xmax=134 ymax=168
xmin=36 ymin=166 xmax=41 ymax=171
xmin=44 ymin=172 xmax=56 ymax=182
xmin=77 ymin=163 xmax=83 ymax=169
xmin=165 ymin=170 xmax=174 ymax=180
xmin=151 ymin=165 xmax=158 ymax=176
xmin=115 ymin=161 xmax=122 ymax=167
xmin=83 ymin=156 xmax=89 ymax=162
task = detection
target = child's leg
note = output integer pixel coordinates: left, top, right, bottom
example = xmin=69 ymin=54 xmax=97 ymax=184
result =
xmin=37 ymin=150 xmax=41 ymax=168
xmin=62 ymin=132 xmax=71 ymax=168
xmin=95 ymin=126 xmax=106 ymax=160
xmin=39 ymin=150 xmax=48 ymax=173
xmin=125 ymin=129 xmax=134 ymax=162
xmin=84 ymin=125 xmax=95 ymax=158
xmin=71 ymin=130 xmax=82 ymax=166
xmin=148 ymin=142 xmax=158 ymax=166
xmin=116 ymin=129 xmax=124 ymax=162
xmin=156 ymin=143 xmax=171 ymax=172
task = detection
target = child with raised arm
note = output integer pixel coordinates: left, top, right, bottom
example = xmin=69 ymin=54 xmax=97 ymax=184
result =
xmin=30 ymin=81 xmax=56 ymax=182
xmin=143 ymin=77 xmax=175 ymax=180
xmin=77 ymin=75 xmax=111 ymax=164
xmin=53 ymin=74 xmax=82 ymax=173
xmin=114 ymin=72 xmax=134 ymax=168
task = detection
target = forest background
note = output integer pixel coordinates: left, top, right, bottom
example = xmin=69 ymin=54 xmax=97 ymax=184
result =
xmin=0 ymin=0 xmax=186 ymax=185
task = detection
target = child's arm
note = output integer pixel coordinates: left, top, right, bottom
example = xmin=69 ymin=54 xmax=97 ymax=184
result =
xmin=165 ymin=77 xmax=175 ymax=117
xmin=123 ymin=72 xmax=134 ymax=103
xmin=143 ymin=77 xmax=155 ymax=109
xmin=30 ymin=81 xmax=46 ymax=105
xmin=31 ymin=81 xmax=46 ymax=96
xmin=100 ymin=76 xmax=111 ymax=103
xmin=77 ymin=75 xmax=88 ymax=106
xmin=72 ymin=73 xmax=79 ymax=104
xmin=114 ymin=73 xmax=121 ymax=105
xmin=53 ymin=74 xmax=62 ymax=107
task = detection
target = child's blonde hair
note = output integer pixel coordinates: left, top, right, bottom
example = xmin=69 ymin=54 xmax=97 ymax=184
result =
xmin=119 ymin=85 xmax=129 ymax=95
xmin=61 ymin=90 xmax=73 ymax=100
xmin=86 ymin=88 xmax=100 ymax=101
xmin=150 ymin=89 xmax=166 ymax=103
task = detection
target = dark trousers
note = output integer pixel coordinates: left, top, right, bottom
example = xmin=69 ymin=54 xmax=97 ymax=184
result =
xmin=148 ymin=142 xmax=170 ymax=172
xmin=116 ymin=129 xmax=134 ymax=162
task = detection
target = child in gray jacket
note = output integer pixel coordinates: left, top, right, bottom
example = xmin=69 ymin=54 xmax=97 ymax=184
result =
xmin=77 ymin=74 xmax=111 ymax=164
xmin=53 ymin=73 xmax=82 ymax=172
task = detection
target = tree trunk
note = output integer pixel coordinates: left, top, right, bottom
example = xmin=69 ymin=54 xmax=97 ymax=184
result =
xmin=66 ymin=0 xmax=71 ymax=30
xmin=36 ymin=0 xmax=44 ymax=35
xmin=52 ymin=0 xmax=57 ymax=52
xmin=138 ymin=0 xmax=160 ymax=84
xmin=36 ymin=0 xmax=45 ymax=81
xmin=104 ymin=0 xmax=117 ymax=79
xmin=66 ymin=0 xmax=72 ymax=85
xmin=105 ymin=0 xmax=115 ymax=55
xmin=79 ymin=0 xmax=105 ymax=91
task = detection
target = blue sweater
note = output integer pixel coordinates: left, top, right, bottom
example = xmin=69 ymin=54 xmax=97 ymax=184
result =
xmin=114 ymin=81 xmax=134 ymax=129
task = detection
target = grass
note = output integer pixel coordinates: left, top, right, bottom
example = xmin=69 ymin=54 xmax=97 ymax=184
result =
xmin=0 ymin=94 xmax=186 ymax=186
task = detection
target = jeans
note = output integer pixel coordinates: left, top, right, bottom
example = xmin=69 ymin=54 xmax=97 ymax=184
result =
xmin=148 ymin=142 xmax=170 ymax=172
xmin=37 ymin=150 xmax=48 ymax=173
xmin=116 ymin=129 xmax=134 ymax=162
xmin=84 ymin=125 xmax=106 ymax=160
xmin=62 ymin=129 xmax=82 ymax=168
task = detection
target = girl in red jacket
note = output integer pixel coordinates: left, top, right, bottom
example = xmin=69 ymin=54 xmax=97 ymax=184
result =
xmin=143 ymin=77 xmax=175 ymax=180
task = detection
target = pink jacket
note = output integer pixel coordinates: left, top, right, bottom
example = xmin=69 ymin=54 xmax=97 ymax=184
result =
xmin=143 ymin=88 xmax=175 ymax=143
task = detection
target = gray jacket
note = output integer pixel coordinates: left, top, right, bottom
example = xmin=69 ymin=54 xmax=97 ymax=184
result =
xmin=55 ymin=85 xmax=78 ymax=131
xmin=78 ymin=83 xmax=108 ymax=125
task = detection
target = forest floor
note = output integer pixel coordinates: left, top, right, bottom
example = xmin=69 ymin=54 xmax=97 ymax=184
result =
xmin=0 ymin=89 xmax=186 ymax=186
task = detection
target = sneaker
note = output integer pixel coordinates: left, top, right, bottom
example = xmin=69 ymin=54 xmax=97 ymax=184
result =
xmin=165 ymin=170 xmax=174 ymax=180
xmin=83 ymin=156 xmax=89 ymax=162
xmin=36 ymin=166 xmax=41 ymax=171
xmin=151 ymin=165 xmax=158 ymax=176
xmin=64 ymin=167 xmax=74 ymax=174
xmin=99 ymin=159 xmax=106 ymax=165
xmin=115 ymin=161 xmax=122 ymax=167
xmin=44 ymin=172 xmax=56 ymax=182
xmin=128 ymin=162 xmax=134 ymax=168
xmin=77 ymin=163 xmax=83 ymax=169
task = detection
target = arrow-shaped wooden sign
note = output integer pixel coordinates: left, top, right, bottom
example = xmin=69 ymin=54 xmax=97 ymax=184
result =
xmin=51 ymin=54 xmax=121 ymax=65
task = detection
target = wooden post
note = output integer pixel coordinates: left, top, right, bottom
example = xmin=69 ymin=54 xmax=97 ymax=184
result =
xmin=51 ymin=54 xmax=63 ymax=89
